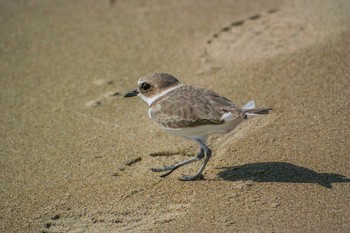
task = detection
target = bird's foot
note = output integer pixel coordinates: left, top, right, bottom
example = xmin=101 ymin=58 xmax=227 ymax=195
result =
xmin=179 ymin=173 xmax=205 ymax=181
xmin=151 ymin=165 xmax=175 ymax=172
xmin=151 ymin=165 xmax=177 ymax=178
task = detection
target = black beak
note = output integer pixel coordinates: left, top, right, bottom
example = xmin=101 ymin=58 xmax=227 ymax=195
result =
xmin=124 ymin=89 xmax=139 ymax=98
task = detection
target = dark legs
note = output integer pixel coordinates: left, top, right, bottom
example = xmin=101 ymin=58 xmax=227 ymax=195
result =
xmin=151 ymin=138 xmax=212 ymax=181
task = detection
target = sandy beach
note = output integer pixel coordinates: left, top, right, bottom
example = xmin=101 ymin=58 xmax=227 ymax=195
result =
xmin=1 ymin=0 xmax=349 ymax=232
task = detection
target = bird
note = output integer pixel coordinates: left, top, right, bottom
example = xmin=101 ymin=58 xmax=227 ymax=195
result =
xmin=124 ymin=72 xmax=272 ymax=181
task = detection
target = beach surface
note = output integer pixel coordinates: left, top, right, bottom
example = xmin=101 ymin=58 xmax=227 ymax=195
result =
xmin=1 ymin=0 xmax=349 ymax=232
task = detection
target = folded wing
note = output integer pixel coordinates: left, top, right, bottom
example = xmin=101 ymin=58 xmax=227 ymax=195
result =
xmin=149 ymin=85 xmax=243 ymax=129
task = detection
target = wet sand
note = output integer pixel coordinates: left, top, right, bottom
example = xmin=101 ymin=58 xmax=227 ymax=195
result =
xmin=1 ymin=0 xmax=349 ymax=232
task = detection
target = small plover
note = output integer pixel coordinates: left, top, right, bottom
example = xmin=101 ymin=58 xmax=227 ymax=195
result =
xmin=125 ymin=72 xmax=272 ymax=181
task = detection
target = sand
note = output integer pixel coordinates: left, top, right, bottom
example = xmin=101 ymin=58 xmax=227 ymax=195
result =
xmin=1 ymin=0 xmax=349 ymax=232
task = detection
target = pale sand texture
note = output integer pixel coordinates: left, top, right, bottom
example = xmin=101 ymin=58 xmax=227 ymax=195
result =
xmin=1 ymin=0 xmax=349 ymax=232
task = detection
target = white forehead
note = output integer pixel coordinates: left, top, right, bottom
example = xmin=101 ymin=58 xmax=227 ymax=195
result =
xmin=137 ymin=78 xmax=143 ymax=86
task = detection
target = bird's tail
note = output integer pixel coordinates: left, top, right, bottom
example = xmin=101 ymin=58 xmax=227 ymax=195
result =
xmin=242 ymin=100 xmax=272 ymax=118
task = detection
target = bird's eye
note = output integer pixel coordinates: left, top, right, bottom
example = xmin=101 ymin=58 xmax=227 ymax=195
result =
xmin=141 ymin=83 xmax=151 ymax=91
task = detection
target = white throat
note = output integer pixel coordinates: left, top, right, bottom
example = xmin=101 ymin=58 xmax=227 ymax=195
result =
xmin=139 ymin=84 xmax=183 ymax=106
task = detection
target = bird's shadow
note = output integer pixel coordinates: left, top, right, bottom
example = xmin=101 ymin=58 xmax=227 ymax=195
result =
xmin=217 ymin=162 xmax=350 ymax=189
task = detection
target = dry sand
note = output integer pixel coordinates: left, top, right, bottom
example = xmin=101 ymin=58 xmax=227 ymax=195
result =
xmin=1 ymin=0 xmax=349 ymax=232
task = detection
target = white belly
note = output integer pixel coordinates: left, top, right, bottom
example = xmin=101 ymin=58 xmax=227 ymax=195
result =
xmin=160 ymin=115 xmax=243 ymax=139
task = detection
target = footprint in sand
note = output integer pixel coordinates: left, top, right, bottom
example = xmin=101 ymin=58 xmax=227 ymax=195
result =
xmin=200 ymin=8 xmax=320 ymax=71
xmin=41 ymin=211 xmax=123 ymax=233
xmin=116 ymin=203 xmax=192 ymax=232
xmin=85 ymin=79 xmax=121 ymax=107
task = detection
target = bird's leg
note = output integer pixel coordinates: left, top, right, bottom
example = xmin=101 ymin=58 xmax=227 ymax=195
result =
xmin=180 ymin=139 xmax=212 ymax=181
xmin=151 ymin=148 xmax=205 ymax=178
